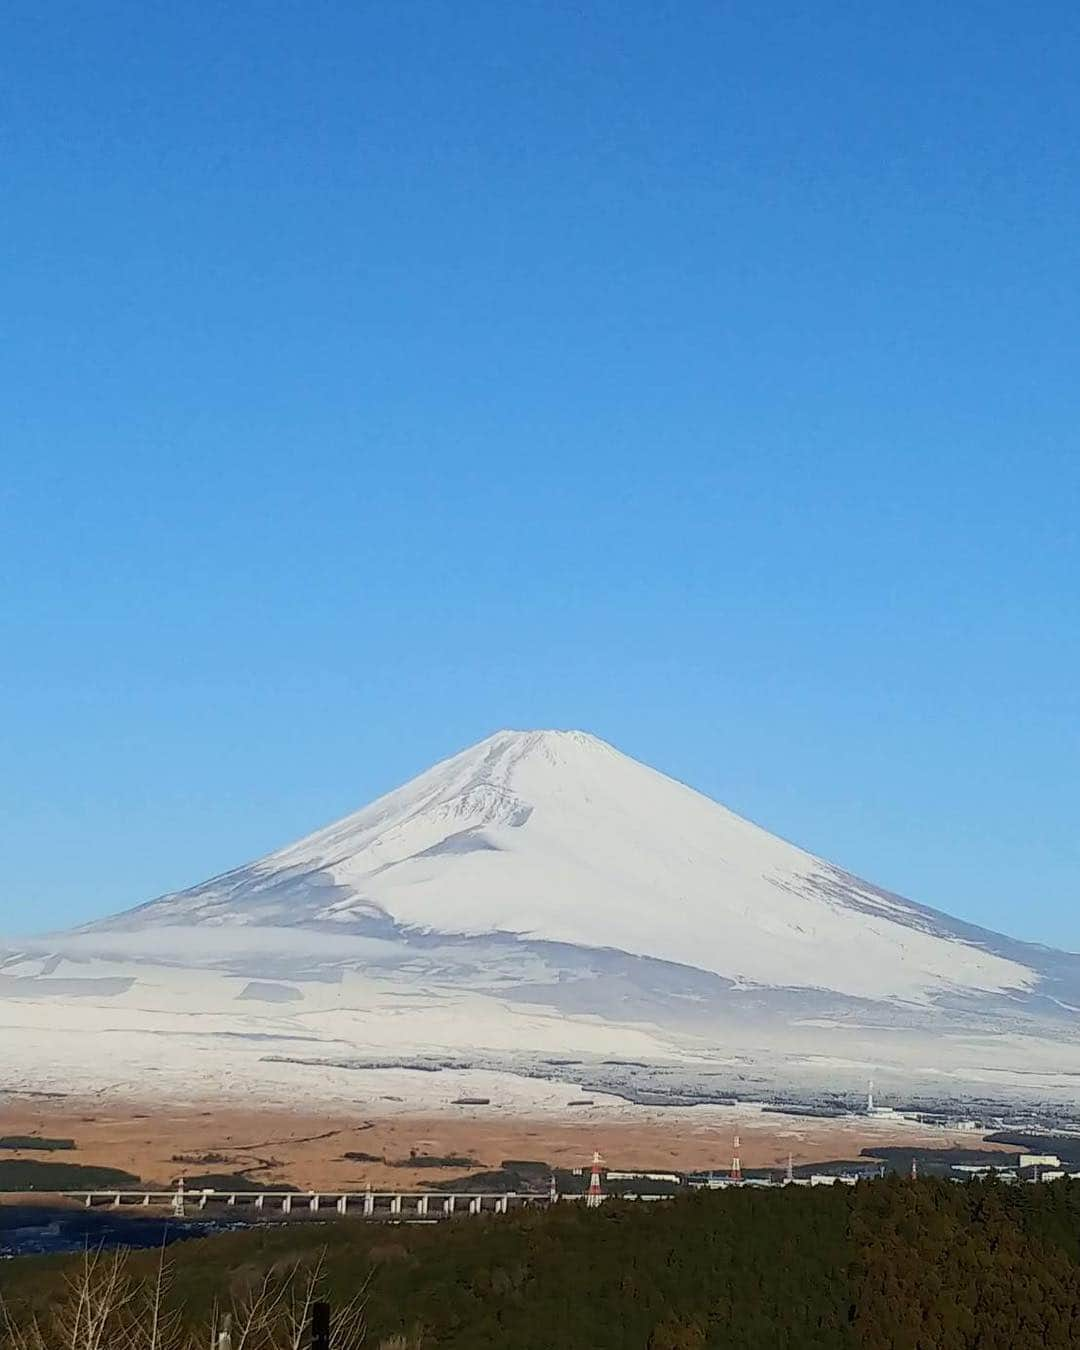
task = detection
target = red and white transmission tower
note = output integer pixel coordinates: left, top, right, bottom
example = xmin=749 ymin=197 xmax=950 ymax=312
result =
xmin=586 ymin=1151 xmax=605 ymax=1207
xmin=730 ymin=1133 xmax=742 ymax=1184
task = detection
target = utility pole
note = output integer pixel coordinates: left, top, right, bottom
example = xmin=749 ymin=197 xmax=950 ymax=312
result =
xmin=311 ymin=1302 xmax=331 ymax=1350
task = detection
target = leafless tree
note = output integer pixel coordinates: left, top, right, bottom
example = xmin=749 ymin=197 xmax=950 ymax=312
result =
xmin=1 ymin=1247 xmax=369 ymax=1350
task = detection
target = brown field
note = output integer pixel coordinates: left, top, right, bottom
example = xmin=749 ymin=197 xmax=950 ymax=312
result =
xmin=0 ymin=1094 xmax=1014 ymax=1194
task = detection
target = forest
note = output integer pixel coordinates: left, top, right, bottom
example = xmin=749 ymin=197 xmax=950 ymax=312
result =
xmin=4 ymin=1177 xmax=1080 ymax=1348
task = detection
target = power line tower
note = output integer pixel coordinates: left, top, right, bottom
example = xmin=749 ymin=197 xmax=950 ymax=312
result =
xmin=586 ymin=1151 xmax=605 ymax=1208
xmin=730 ymin=1133 xmax=742 ymax=1184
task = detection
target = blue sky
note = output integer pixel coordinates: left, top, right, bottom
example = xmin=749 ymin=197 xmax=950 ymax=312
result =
xmin=3 ymin=1 xmax=1078 ymax=945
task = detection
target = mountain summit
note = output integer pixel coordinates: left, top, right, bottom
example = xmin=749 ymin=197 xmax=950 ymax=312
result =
xmin=91 ymin=729 xmax=1042 ymax=1002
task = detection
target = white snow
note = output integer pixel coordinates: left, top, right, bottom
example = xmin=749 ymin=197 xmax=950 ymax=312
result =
xmin=2 ymin=945 xmax=1077 ymax=1107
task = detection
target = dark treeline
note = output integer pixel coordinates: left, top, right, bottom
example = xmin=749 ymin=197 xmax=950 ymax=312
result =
xmin=4 ymin=1178 xmax=1080 ymax=1348
xmin=0 ymin=1159 xmax=138 ymax=1190
xmin=0 ymin=1137 xmax=75 ymax=1152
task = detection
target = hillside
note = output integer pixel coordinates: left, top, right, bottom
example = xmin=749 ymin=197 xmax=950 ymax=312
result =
xmin=6 ymin=1180 xmax=1080 ymax=1349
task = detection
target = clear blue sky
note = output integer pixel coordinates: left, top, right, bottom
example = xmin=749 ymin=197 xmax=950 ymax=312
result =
xmin=3 ymin=1 xmax=1078 ymax=946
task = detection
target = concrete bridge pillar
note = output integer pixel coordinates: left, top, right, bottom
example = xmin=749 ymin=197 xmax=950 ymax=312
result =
xmin=363 ymin=1191 xmax=374 ymax=1216
xmin=282 ymin=1194 xmax=292 ymax=1214
xmin=417 ymin=1195 xmax=428 ymax=1216
xmin=390 ymin=1194 xmax=402 ymax=1215
xmin=309 ymin=1193 xmax=321 ymax=1213
xmin=198 ymin=1193 xmax=208 ymax=1210
xmin=142 ymin=1193 xmax=151 ymax=1207
xmin=468 ymin=1197 xmax=479 ymax=1215
xmin=445 ymin=1195 xmax=456 ymax=1215
xmin=227 ymin=1194 xmax=236 ymax=1207
xmin=112 ymin=1193 xmax=122 ymax=1209
xmin=337 ymin=1195 xmax=347 ymax=1215
xmin=255 ymin=1193 xmax=264 ymax=1210
xmin=85 ymin=1194 xmax=94 ymax=1209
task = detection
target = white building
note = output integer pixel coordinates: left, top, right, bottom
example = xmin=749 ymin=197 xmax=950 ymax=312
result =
xmin=606 ymin=1171 xmax=682 ymax=1184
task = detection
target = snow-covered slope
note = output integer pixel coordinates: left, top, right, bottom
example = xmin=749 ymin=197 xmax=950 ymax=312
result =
xmin=90 ymin=729 xmax=1039 ymax=1002
xmin=6 ymin=730 xmax=1080 ymax=1107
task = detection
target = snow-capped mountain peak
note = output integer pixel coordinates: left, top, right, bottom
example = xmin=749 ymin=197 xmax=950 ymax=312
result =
xmin=86 ymin=729 xmax=1040 ymax=1003
xmin=11 ymin=729 xmax=1080 ymax=1107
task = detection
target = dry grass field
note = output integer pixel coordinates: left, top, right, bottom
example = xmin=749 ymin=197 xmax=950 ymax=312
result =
xmin=0 ymin=1092 xmax=1012 ymax=1194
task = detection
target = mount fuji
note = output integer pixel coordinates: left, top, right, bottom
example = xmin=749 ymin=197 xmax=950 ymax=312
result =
xmin=4 ymin=730 xmax=1080 ymax=1107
